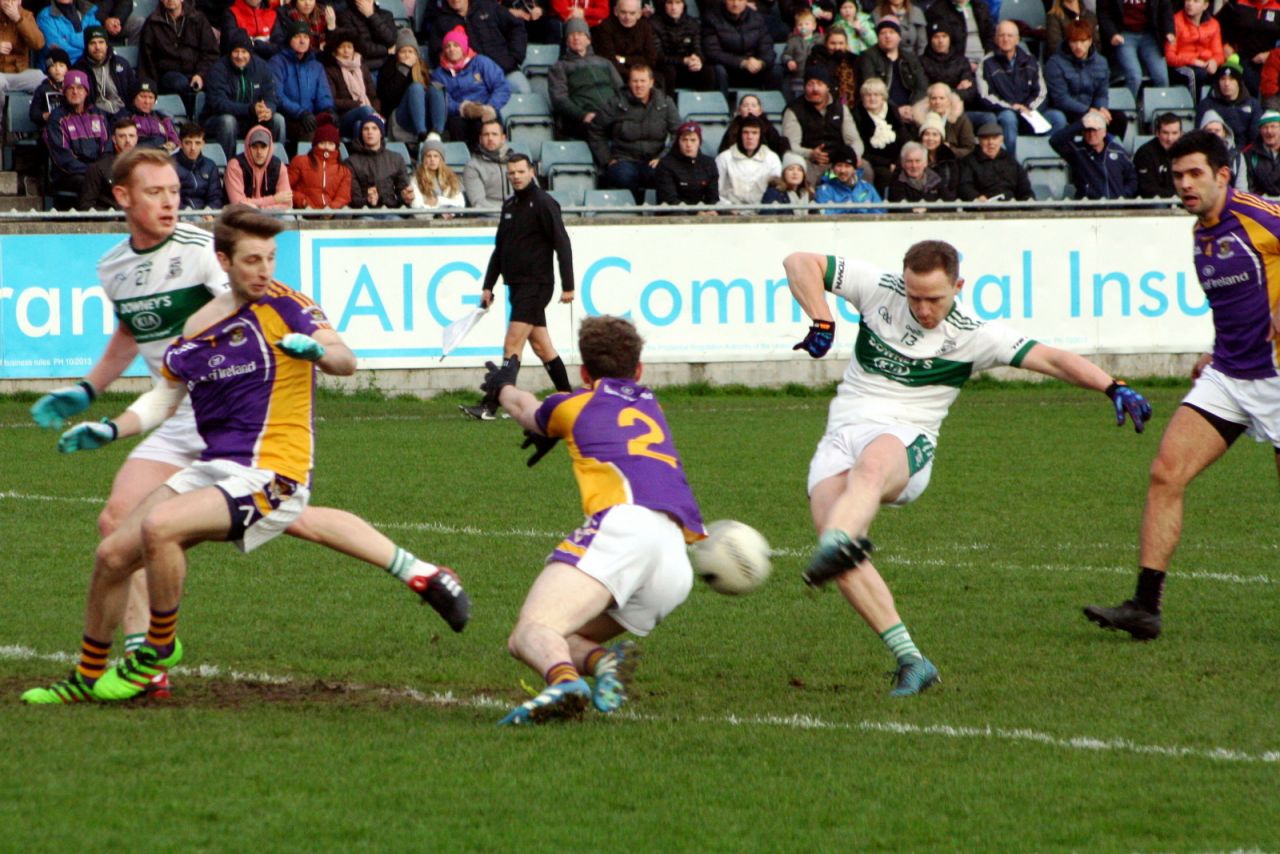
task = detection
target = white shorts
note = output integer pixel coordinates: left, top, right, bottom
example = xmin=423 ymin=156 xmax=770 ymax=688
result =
xmin=807 ymin=422 xmax=935 ymax=506
xmin=165 ymin=459 xmax=310 ymax=553
xmin=128 ymin=403 xmax=206 ymax=468
xmin=1183 ymin=364 xmax=1280 ymax=447
xmin=548 ymin=504 xmax=694 ymax=636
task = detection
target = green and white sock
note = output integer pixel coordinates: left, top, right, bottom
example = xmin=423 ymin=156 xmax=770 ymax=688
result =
xmin=880 ymin=622 xmax=922 ymax=666
xmin=386 ymin=547 xmax=427 ymax=583
xmin=124 ymin=633 xmax=146 ymax=655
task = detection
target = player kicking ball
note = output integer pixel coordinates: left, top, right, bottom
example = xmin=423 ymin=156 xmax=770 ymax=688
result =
xmin=482 ymin=315 xmax=707 ymax=725
xmin=22 ymin=206 xmax=469 ymax=704
xmin=787 ymin=241 xmax=1151 ymax=696
xmin=1085 ymin=130 xmax=1280 ymax=640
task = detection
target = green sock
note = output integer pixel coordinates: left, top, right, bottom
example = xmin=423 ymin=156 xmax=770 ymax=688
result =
xmin=880 ymin=622 xmax=922 ymax=666
xmin=386 ymin=547 xmax=419 ymax=583
xmin=124 ymin=633 xmax=146 ymax=655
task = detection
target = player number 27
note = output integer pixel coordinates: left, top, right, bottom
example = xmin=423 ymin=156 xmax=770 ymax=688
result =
xmin=618 ymin=407 xmax=677 ymax=468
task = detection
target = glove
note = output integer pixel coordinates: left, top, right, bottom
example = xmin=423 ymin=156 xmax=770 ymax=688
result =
xmin=521 ymin=429 xmax=559 ymax=467
xmin=57 ymin=418 xmax=118 ymax=453
xmin=793 ymin=319 xmax=835 ymax=358
xmin=1105 ymin=381 xmax=1152 ymax=433
xmin=279 ymin=333 xmax=326 ymax=361
xmin=31 ymin=381 xmax=95 ymax=428
xmin=297 ymin=112 xmax=317 ymax=135
xmin=480 ymin=356 xmax=521 ymax=406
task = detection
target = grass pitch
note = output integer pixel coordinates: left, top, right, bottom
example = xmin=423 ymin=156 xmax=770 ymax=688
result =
xmin=1 ymin=383 xmax=1276 ymax=852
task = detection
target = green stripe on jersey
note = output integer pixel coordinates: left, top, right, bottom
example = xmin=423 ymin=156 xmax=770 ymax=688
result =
xmin=823 ymin=255 xmax=838 ymax=291
xmin=905 ymin=435 xmax=935 ymax=475
xmin=1010 ymin=338 xmax=1038 ymax=367
xmin=855 ymin=322 xmax=973 ymax=388
xmin=115 ymin=285 xmax=215 ymax=343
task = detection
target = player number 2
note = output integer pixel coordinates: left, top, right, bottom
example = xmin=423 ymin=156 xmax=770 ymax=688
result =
xmin=618 ymin=408 xmax=677 ymax=468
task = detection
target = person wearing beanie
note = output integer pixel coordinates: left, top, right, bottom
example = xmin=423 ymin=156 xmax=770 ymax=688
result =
xmin=814 ymin=141 xmax=885 ymax=214
xmin=408 ymin=135 xmax=466 ymax=214
xmin=43 ymin=67 xmax=110 ymax=206
xmin=139 ymin=0 xmax=220 ymax=119
xmin=36 ymin=0 xmax=100 ymax=67
xmin=427 ymin=0 xmax=531 ymax=94
xmin=1241 ymin=110 xmax=1280 ymax=196
xmin=269 ymin=0 xmax=331 ymax=54
xmin=781 ymin=59 xmax=865 ymax=187
xmin=547 ymin=15 xmax=623 ymax=141
xmin=31 ymin=46 xmax=71 ymax=128
xmin=763 ymin=149 xmax=814 ymax=213
xmin=715 ymin=113 xmax=782 ymax=208
xmin=0 ymin=0 xmax=47 ymax=97
xmin=432 ymin=24 xmax=510 ymax=146
xmin=650 ymin=0 xmax=715 ymax=94
xmin=717 ymin=92 xmax=789 ymax=159
xmin=130 ymin=80 xmax=182 ymax=150
xmin=172 ymin=121 xmax=225 ymax=210
xmin=323 ymin=28 xmax=382 ymax=140
xmin=378 ymin=28 xmax=448 ymax=143
xmin=805 ymin=28 xmax=859 ymax=111
xmin=334 ymin=0 xmax=398 ymax=73
xmin=911 ymin=81 xmax=974 ymax=158
xmin=918 ymin=22 xmax=977 ymax=107
xmin=348 ymin=112 xmax=414 ymax=208
xmin=1195 ymin=62 xmax=1263 ymax=150
xmin=917 ymin=108 xmax=959 ymax=198
xmin=655 ymin=119 xmax=720 ymax=207
xmin=269 ymin=19 xmax=335 ymax=142
xmin=203 ymin=26 xmax=286 ymax=157
xmin=73 ymin=21 xmax=136 ymax=119
xmin=288 ymin=114 xmax=354 ymax=210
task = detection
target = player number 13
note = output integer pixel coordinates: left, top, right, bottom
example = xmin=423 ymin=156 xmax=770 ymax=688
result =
xmin=618 ymin=407 xmax=677 ymax=468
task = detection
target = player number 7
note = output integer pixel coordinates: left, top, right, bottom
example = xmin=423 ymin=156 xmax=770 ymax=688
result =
xmin=618 ymin=408 xmax=677 ymax=468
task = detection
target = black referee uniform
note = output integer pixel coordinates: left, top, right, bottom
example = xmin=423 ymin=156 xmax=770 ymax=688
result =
xmin=483 ymin=181 xmax=574 ymax=328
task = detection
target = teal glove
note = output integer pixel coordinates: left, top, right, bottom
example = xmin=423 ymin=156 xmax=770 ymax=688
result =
xmin=57 ymin=419 xmax=118 ymax=454
xmin=279 ymin=333 xmax=326 ymax=362
xmin=31 ymin=381 xmax=95 ymax=428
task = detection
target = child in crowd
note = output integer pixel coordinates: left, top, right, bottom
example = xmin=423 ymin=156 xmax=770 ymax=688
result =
xmin=782 ymin=9 xmax=820 ymax=99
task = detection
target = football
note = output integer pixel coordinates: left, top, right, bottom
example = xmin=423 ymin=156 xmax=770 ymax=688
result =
xmin=692 ymin=520 xmax=772 ymax=595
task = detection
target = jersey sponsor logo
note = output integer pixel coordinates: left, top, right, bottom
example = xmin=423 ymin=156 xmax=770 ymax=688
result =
xmin=209 ymin=354 xmax=226 ymax=368
xmin=204 ymin=361 xmax=257 ymax=382
xmin=118 ymin=294 xmax=173 ymax=314
xmin=878 ymin=306 xmax=891 ymax=324
xmin=168 ymin=257 xmax=183 ymax=279
xmin=855 ymin=322 xmax=973 ymax=388
xmin=1200 ymin=269 xmax=1252 ymax=290
xmin=132 ymin=311 xmax=163 ymax=332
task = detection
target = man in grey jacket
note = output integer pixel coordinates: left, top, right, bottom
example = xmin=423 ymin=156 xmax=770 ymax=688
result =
xmin=463 ymin=117 xmax=511 ymax=207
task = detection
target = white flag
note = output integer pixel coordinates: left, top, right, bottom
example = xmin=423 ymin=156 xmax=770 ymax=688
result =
xmin=440 ymin=308 xmax=489 ymax=360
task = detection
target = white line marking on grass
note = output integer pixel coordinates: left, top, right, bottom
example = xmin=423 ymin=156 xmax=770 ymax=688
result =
xmin=4 ymin=645 xmax=1275 ymax=765
xmin=1 ymin=493 xmax=1275 ymax=586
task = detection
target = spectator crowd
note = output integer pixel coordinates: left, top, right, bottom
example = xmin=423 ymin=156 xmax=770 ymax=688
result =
xmin=4 ymin=0 xmax=1278 ymax=212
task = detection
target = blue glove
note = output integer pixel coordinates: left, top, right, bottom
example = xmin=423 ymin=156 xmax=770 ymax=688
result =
xmin=1106 ymin=381 xmax=1151 ymax=433
xmin=279 ymin=333 xmax=326 ymax=361
xmin=793 ymin=320 xmax=835 ymax=359
xmin=58 ymin=419 xmax=118 ymax=453
xmin=31 ymin=381 xmax=95 ymax=429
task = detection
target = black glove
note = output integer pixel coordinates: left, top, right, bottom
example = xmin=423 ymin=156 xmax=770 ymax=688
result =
xmin=480 ymin=356 xmax=521 ymax=408
xmin=521 ymin=429 xmax=559 ymax=467
xmin=297 ymin=112 xmax=317 ymax=135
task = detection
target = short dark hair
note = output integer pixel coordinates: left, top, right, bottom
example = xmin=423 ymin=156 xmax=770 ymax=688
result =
xmin=480 ymin=117 xmax=505 ymax=135
xmin=1168 ymin=129 xmax=1231 ymax=173
xmin=903 ymin=239 xmax=960 ymax=282
xmin=627 ymin=62 xmax=653 ymax=80
xmin=506 ymin=152 xmax=533 ymax=169
xmin=213 ymin=204 xmax=286 ymax=259
xmin=1155 ymin=112 xmax=1182 ymax=130
xmin=178 ymin=121 xmax=205 ymax=140
xmin=580 ymin=315 xmax=643 ymax=380
xmin=112 ymin=116 xmax=137 ymax=133
xmin=111 ymin=146 xmax=174 ymax=188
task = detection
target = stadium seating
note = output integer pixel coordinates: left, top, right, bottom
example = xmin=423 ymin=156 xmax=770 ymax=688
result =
xmin=501 ymin=92 xmax=554 ymax=161
xmin=1130 ymin=134 xmax=1153 ymax=156
xmin=380 ymin=0 xmax=412 ymax=28
xmin=678 ymin=90 xmax=730 ymax=157
xmin=547 ymin=187 xmax=583 ymax=208
xmin=1014 ymin=134 xmax=1061 ymax=167
xmin=4 ymin=92 xmax=39 ymax=171
xmin=203 ymin=141 xmax=228 ymax=170
xmin=155 ymin=94 xmax=188 ymax=121
xmin=539 ymin=139 xmax=595 ymax=198
xmin=998 ymin=0 xmax=1045 ymax=27
xmin=736 ymin=89 xmax=786 ymax=125
xmin=1108 ymin=87 xmax=1137 ymax=129
xmin=1029 ymin=167 xmax=1071 ymax=201
xmin=522 ymin=44 xmax=560 ymax=100
xmin=441 ymin=140 xmax=470 ymax=170
xmin=583 ymin=188 xmax=634 ymax=215
xmin=1139 ymin=86 xmax=1194 ymax=132
xmin=386 ymin=141 xmax=412 ymax=168
xmin=115 ymin=45 xmax=140 ymax=67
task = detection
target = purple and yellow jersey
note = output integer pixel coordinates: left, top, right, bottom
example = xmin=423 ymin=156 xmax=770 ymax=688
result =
xmin=534 ymin=377 xmax=707 ymax=543
xmin=1193 ymin=189 xmax=1280 ymax=380
xmin=161 ymin=282 xmax=331 ymax=485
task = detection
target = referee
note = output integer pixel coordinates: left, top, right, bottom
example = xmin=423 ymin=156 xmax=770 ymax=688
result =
xmin=461 ymin=152 xmax=576 ymax=421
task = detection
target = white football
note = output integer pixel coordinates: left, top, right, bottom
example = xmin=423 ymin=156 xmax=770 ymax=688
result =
xmin=692 ymin=520 xmax=772 ymax=595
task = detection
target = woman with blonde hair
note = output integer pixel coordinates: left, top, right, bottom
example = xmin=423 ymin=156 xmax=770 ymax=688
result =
xmin=852 ymin=76 xmax=903 ymax=192
xmin=410 ymin=136 xmax=466 ymax=215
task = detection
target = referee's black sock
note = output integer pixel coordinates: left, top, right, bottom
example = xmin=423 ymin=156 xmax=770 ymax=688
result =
xmin=1134 ymin=567 xmax=1166 ymax=614
xmin=543 ymin=356 xmax=572 ymax=392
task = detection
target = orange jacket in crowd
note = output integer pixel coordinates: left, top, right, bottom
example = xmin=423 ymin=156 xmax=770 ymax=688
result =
xmin=1164 ymin=10 xmax=1224 ymax=69
xmin=288 ymin=148 xmax=353 ymax=209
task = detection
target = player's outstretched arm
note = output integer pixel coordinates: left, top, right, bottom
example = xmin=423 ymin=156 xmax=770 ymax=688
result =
xmin=497 ymin=384 xmax=541 ymax=433
xmin=783 ymin=252 xmax=837 ymax=358
xmin=281 ymin=329 xmax=357 ymax=376
xmin=31 ymin=326 xmax=139 ymax=428
xmin=1019 ymin=343 xmax=1152 ymax=433
xmin=57 ymin=379 xmax=187 ymax=453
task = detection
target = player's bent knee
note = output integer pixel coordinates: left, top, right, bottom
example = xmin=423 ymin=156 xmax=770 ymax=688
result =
xmin=1148 ymin=453 xmax=1191 ymax=491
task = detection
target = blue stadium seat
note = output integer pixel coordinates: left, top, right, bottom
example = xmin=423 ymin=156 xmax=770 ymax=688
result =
xmin=155 ymin=94 xmax=187 ymax=120
xmin=678 ymin=90 xmax=730 ymax=121
xmin=584 ymin=188 xmax=634 ymax=216
xmin=522 ymin=44 xmax=560 ymax=77
xmin=501 ymin=92 xmax=553 ymax=161
xmin=442 ymin=140 xmax=470 ymax=170
xmin=1129 ymin=133 xmax=1152 ymax=157
xmin=547 ymin=187 xmax=583 ymax=208
xmin=736 ymin=89 xmax=787 ymax=125
xmin=114 ymin=45 xmax=139 ymax=67
xmin=202 ymin=141 xmax=227 ymax=170
xmin=539 ymin=139 xmax=595 ymax=197
xmin=1139 ymin=85 xmax=1194 ymax=132
xmin=1014 ymin=134 xmax=1061 ymax=167
xmin=1028 ymin=163 xmax=1070 ymax=200
xmin=1108 ymin=86 xmax=1137 ymax=128
xmin=999 ymin=0 xmax=1045 ymax=27
xmin=4 ymin=92 xmax=38 ymax=171
xmin=386 ymin=141 xmax=412 ymax=168
xmin=379 ymin=0 xmax=412 ymax=28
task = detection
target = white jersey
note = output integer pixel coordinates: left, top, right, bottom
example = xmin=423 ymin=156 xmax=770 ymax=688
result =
xmin=98 ymin=222 xmax=229 ymax=381
xmin=825 ymin=255 xmax=1037 ymax=443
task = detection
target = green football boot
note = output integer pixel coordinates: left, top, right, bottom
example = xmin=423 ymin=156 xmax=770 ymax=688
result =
xmin=21 ymin=671 xmax=98 ymax=704
xmin=94 ymin=639 xmax=184 ymax=701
